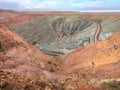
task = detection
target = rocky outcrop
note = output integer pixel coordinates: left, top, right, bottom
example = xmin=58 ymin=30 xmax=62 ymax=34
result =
xmin=51 ymin=18 xmax=93 ymax=41
xmin=36 ymin=37 xmax=91 ymax=55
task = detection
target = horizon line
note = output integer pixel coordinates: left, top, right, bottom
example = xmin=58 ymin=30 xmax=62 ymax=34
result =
xmin=1 ymin=8 xmax=120 ymax=13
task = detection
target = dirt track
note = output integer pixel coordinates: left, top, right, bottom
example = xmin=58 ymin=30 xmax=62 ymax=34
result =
xmin=94 ymin=22 xmax=101 ymax=42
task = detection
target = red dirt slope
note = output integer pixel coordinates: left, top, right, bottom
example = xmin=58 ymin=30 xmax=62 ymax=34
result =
xmin=0 ymin=24 xmax=53 ymax=78
xmin=64 ymin=29 xmax=120 ymax=80
xmin=0 ymin=10 xmax=45 ymax=25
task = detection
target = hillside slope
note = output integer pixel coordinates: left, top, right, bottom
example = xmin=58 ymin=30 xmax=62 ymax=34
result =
xmin=0 ymin=10 xmax=120 ymax=89
xmin=0 ymin=24 xmax=54 ymax=77
xmin=63 ymin=29 xmax=120 ymax=87
xmin=0 ymin=24 xmax=66 ymax=90
xmin=0 ymin=24 xmax=101 ymax=90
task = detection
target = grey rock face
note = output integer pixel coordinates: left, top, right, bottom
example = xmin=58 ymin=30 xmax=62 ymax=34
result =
xmin=9 ymin=13 xmax=120 ymax=55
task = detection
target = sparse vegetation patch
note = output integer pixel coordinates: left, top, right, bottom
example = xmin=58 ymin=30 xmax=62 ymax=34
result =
xmin=101 ymin=80 xmax=120 ymax=90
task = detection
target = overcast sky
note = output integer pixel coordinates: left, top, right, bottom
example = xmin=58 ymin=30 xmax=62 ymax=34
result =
xmin=0 ymin=0 xmax=120 ymax=12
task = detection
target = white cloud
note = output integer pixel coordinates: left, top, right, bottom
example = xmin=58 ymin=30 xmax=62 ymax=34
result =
xmin=0 ymin=0 xmax=119 ymax=11
xmin=0 ymin=0 xmax=101 ymax=10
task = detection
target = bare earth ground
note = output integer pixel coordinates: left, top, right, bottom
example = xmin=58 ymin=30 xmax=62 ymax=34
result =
xmin=0 ymin=10 xmax=120 ymax=90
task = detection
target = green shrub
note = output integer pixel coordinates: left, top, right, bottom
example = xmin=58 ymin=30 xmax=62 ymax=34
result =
xmin=32 ymin=41 xmax=37 ymax=45
xmin=48 ymin=61 xmax=52 ymax=64
xmin=114 ymin=44 xmax=118 ymax=50
xmin=91 ymin=62 xmax=95 ymax=65
xmin=54 ymin=79 xmax=58 ymax=83
xmin=53 ymin=63 xmax=57 ymax=67
xmin=49 ymin=67 xmax=54 ymax=72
